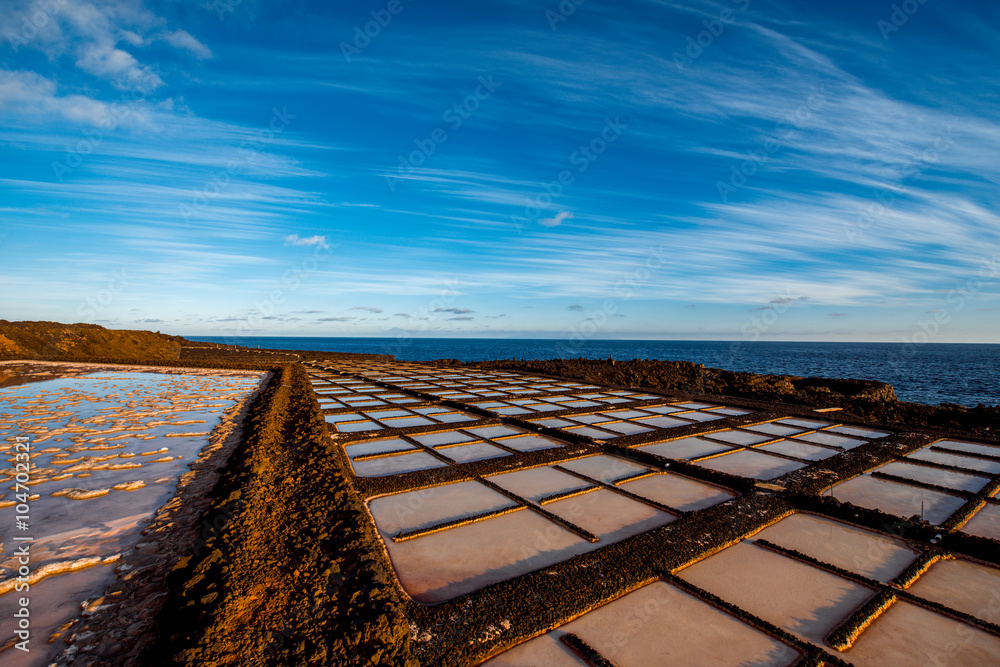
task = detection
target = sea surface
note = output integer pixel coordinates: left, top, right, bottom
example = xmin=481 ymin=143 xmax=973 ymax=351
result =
xmin=189 ymin=337 xmax=999 ymax=408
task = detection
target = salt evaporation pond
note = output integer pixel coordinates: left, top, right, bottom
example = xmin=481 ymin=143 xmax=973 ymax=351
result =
xmin=0 ymin=368 xmax=262 ymax=665
xmin=367 ymin=456 xmax=734 ymax=603
xmin=830 ymin=474 xmax=968 ymax=524
xmin=678 ymin=540 xmax=875 ymax=644
xmin=752 ymin=514 xmax=918 ymax=583
xmin=486 ymin=581 xmax=801 ymax=666
xmin=843 ymin=600 xmax=1000 ymax=664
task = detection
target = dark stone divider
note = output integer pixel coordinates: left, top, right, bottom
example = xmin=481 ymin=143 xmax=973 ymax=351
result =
xmin=145 ymin=363 xmax=417 ymax=666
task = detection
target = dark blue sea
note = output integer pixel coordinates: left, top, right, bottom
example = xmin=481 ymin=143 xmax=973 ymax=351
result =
xmin=187 ymin=337 xmax=999 ymax=408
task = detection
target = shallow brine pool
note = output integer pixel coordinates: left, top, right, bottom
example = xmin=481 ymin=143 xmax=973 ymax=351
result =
xmin=0 ymin=369 xmax=262 ymax=665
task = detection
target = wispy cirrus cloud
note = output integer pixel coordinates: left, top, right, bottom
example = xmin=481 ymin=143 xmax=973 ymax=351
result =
xmin=3 ymin=0 xmax=997 ymax=341
xmin=540 ymin=211 xmax=572 ymax=227
xmin=161 ymin=29 xmax=212 ymax=60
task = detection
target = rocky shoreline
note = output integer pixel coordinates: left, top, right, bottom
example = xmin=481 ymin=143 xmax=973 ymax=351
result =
xmin=453 ymin=357 xmax=998 ymax=438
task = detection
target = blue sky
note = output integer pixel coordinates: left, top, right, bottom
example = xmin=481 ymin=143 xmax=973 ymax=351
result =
xmin=1 ymin=0 xmax=998 ymax=342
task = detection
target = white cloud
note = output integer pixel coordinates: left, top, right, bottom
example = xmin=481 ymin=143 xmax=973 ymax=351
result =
xmin=162 ymin=30 xmax=212 ymax=60
xmin=2 ymin=0 xmax=210 ymax=91
xmin=0 ymin=70 xmax=111 ymax=126
xmin=75 ymin=42 xmax=163 ymax=90
xmin=284 ymin=234 xmax=330 ymax=249
xmin=539 ymin=211 xmax=573 ymax=227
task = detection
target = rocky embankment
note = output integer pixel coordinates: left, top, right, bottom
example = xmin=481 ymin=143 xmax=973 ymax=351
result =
xmin=456 ymin=358 xmax=998 ymax=439
xmin=0 ymin=321 xmax=184 ymax=362
xmin=147 ymin=363 xmax=415 ymax=666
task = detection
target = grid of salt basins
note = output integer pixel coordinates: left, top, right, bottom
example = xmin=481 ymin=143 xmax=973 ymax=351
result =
xmin=307 ymin=361 xmax=1000 ymax=665
xmin=487 ymin=513 xmax=1000 ymax=665
xmin=0 ymin=368 xmax=263 ymax=666
xmin=827 ymin=438 xmax=1000 ymax=537
xmin=627 ymin=416 xmax=892 ymax=481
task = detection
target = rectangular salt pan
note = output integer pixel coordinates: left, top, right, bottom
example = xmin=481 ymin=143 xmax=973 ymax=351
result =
xmin=486 ymin=466 xmax=593 ymax=502
xmin=570 ymin=414 xmax=612 ymax=424
xmin=380 ymin=416 xmax=435 ymax=428
xmin=759 ymin=440 xmax=839 ymax=462
xmin=960 ymin=503 xmax=1000 ymax=540
xmin=558 ymin=455 xmax=651 ymax=483
xmin=376 ymin=510 xmax=593 ymax=603
xmin=777 ymin=418 xmax=835 ymax=429
xmin=565 ymin=426 xmax=616 ymax=440
xmin=675 ymin=411 xmax=724 ymax=422
xmin=696 ymin=449 xmax=807 ymax=480
xmin=907 ymin=558 xmax=1000 ymax=623
xmin=350 ymin=451 xmax=447 ymax=477
xmin=705 ymin=430 xmax=774 ymax=446
xmin=544 ymin=489 xmax=674 ymax=540
xmin=344 ymin=438 xmax=415 ymax=458
xmin=440 ymin=443 xmax=512 ymax=463
xmin=679 ymin=541 xmax=875 ymax=644
xmin=618 ymin=474 xmax=735 ymax=512
xmin=639 ymin=437 xmax=735 ymax=460
xmin=412 ymin=431 xmax=476 ymax=447
xmin=466 ymin=425 xmax=524 ymax=439
xmin=500 ymin=435 xmax=563 ymax=452
xmin=934 ymin=440 xmax=1000 ymax=458
xmin=844 ymin=600 xmax=1000 ymax=664
xmin=828 ymin=425 xmax=891 ymax=438
xmin=877 ymin=461 xmax=989 ymax=493
xmin=644 ymin=405 xmax=683 ymax=414
xmin=795 ymin=431 xmax=867 ymax=448
xmin=752 ymin=514 xmax=918 ymax=583
xmin=831 ymin=475 xmax=967 ymax=524
xmin=634 ymin=415 xmax=690 ymax=429
xmin=746 ymin=422 xmax=805 ymax=437
xmin=598 ymin=421 xmax=653 ymax=435
xmin=486 ymin=581 xmax=800 ymax=667
xmin=368 ymin=481 xmax=517 ymax=536
xmin=907 ymin=448 xmax=1000 ymax=474
xmin=337 ymin=421 xmax=383 ymax=433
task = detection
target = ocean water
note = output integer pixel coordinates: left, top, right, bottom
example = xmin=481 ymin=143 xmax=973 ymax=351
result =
xmin=188 ymin=337 xmax=999 ymax=408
